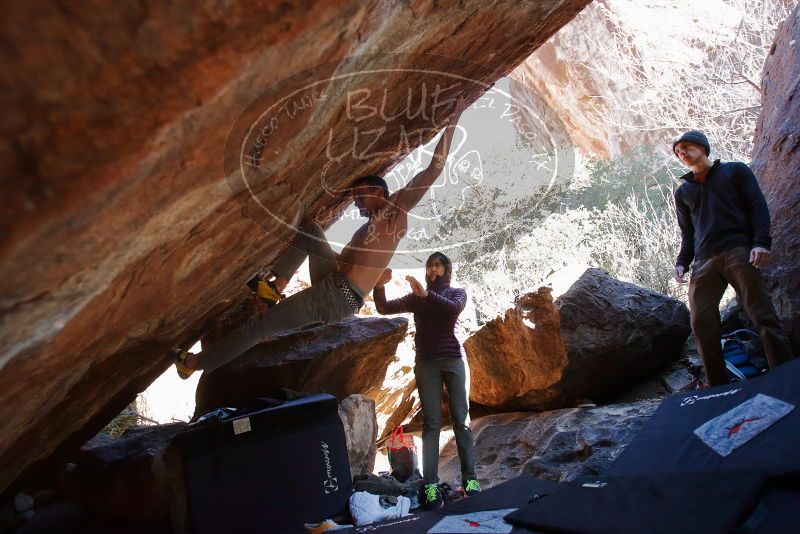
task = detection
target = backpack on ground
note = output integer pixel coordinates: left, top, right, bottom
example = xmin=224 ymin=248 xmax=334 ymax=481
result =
xmin=386 ymin=425 xmax=418 ymax=482
xmin=722 ymin=329 xmax=768 ymax=381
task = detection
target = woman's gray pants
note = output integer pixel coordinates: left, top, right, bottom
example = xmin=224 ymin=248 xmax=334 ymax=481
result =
xmin=414 ymin=356 xmax=476 ymax=485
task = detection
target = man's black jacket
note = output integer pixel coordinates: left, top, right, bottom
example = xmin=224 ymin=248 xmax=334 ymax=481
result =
xmin=674 ymin=159 xmax=771 ymax=269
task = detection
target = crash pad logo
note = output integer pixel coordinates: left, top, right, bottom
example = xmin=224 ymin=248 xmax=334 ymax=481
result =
xmin=223 ymin=53 xmax=574 ymax=267
xmin=323 ymin=477 xmax=338 ymax=494
xmin=679 ymin=387 xmax=741 ymax=407
xmin=428 ymin=509 xmax=517 ymax=533
xmin=320 ymin=441 xmax=338 ymax=494
xmin=694 ymin=393 xmax=794 ymax=457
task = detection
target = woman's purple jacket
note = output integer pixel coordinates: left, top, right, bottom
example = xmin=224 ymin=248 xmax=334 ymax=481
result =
xmin=372 ymin=270 xmax=467 ymax=360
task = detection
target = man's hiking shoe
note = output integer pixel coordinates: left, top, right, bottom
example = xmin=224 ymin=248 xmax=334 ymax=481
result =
xmin=421 ymin=483 xmax=444 ymax=510
xmin=246 ymin=275 xmax=284 ymax=307
xmin=170 ymin=346 xmax=195 ymax=380
xmin=464 ymin=479 xmax=481 ymax=496
xmin=687 ymin=378 xmax=708 ymax=391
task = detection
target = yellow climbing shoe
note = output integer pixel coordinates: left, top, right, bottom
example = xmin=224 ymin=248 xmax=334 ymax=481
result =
xmin=247 ymin=275 xmax=284 ymax=307
xmin=170 ymin=346 xmax=195 ymax=380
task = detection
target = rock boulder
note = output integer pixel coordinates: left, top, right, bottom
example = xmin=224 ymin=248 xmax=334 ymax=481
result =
xmin=60 ymin=424 xmax=186 ymax=524
xmin=466 ymin=268 xmax=690 ymax=410
xmin=195 ymin=317 xmax=408 ymax=416
xmin=751 ymin=4 xmax=800 ymax=354
xmin=0 ymin=0 xmax=591 ymax=493
xmin=338 ymin=395 xmax=378 ymax=477
xmin=438 ymin=400 xmax=659 ymax=488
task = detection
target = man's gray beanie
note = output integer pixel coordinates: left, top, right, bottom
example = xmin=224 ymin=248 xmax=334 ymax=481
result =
xmin=673 ymin=130 xmax=710 ymax=156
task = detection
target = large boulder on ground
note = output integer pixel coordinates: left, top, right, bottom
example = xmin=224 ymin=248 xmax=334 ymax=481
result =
xmin=338 ymin=395 xmax=378 ymax=477
xmin=0 ymin=0 xmax=591 ymax=493
xmin=465 ymin=287 xmax=568 ymax=410
xmin=194 ymin=317 xmax=408 ymax=416
xmin=466 ymin=268 xmax=690 ymax=411
xmin=556 ymin=268 xmax=692 ymax=399
xmin=59 ymin=424 xmax=186 ymax=524
xmin=751 ymin=4 xmax=800 ymax=354
xmin=438 ymin=400 xmax=659 ymax=488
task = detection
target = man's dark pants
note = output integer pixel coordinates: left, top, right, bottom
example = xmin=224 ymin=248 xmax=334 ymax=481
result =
xmin=689 ymin=246 xmax=792 ymax=385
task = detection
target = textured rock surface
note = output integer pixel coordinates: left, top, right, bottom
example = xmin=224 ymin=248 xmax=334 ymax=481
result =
xmin=511 ymin=0 xmax=670 ymax=158
xmin=465 ymin=287 xmax=569 ymax=410
xmin=512 ymin=0 xmax=785 ymax=159
xmin=466 ymin=269 xmax=691 ymax=410
xmin=751 ymin=5 xmax=800 ymax=354
xmin=556 ymin=269 xmax=692 ymax=400
xmin=439 ymin=400 xmax=659 ymax=488
xmin=0 ymin=0 xmax=591 ymax=492
xmin=510 ymin=1 xmax=640 ymax=157
xmin=338 ymin=395 xmax=378 ymax=477
xmin=59 ymin=424 xmax=186 ymax=524
xmin=195 ymin=317 xmax=408 ymax=416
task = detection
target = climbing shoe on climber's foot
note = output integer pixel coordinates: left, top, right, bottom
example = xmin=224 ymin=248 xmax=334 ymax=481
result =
xmin=246 ymin=275 xmax=284 ymax=307
xmin=170 ymin=346 xmax=195 ymax=380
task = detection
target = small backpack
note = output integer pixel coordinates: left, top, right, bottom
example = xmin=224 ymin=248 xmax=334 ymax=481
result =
xmin=721 ymin=329 xmax=768 ymax=381
xmin=386 ymin=425 xmax=418 ymax=482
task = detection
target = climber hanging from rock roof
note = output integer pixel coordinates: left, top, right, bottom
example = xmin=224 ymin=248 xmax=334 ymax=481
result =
xmin=172 ymin=95 xmax=469 ymax=378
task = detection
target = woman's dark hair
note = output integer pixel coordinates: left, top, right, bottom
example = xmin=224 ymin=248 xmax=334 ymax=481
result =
xmin=425 ymin=252 xmax=452 ymax=285
xmin=426 ymin=252 xmax=451 ymax=269
xmin=351 ymin=175 xmax=389 ymax=198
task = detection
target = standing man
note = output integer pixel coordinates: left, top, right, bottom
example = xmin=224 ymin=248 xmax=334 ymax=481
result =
xmin=672 ymin=130 xmax=793 ymax=386
xmin=174 ymin=96 xmax=470 ymax=377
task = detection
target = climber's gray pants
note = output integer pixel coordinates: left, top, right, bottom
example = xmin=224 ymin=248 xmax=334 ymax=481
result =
xmin=197 ymin=223 xmax=358 ymax=371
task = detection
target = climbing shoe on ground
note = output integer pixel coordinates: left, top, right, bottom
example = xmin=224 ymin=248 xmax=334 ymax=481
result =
xmin=464 ymin=479 xmax=482 ymax=496
xmin=246 ymin=274 xmax=284 ymax=307
xmin=421 ymin=483 xmax=444 ymax=510
xmin=303 ymin=519 xmax=350 ymax=533
xmin=170 ymin=346 xmax=195 ymax=380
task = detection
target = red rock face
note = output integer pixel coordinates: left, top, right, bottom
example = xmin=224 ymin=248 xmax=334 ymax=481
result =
xmin=465 ymin=269 xmax=691 ymax=411
xmin=0 ymin=0 xmax=591 ymax=491
xmin=751 ymin=5 xmax=800 ymax=353
xmin=465 ymin=287 xmax=570 ymax=409
xmin=509 ymin=1 xmax=666 ymax=158
xmin=194 ymin=317 xmax=408 ymax=416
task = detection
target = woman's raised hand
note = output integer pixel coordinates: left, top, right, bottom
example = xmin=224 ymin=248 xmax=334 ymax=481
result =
xmin=405 ymin=275 xmax=428 ymax=298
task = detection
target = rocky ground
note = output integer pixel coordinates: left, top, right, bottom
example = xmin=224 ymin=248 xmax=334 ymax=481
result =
xmin=439 ymin=336 xmax=704 ymax=489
